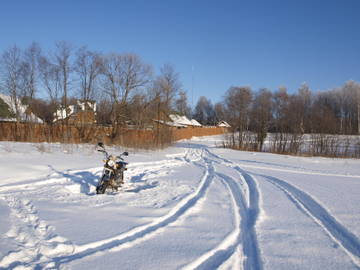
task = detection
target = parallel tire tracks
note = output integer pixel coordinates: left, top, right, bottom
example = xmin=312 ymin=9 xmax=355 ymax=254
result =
xmin=207 ymin=148 xmax=360 ymax=268
xmin=4 ymin=146 xmax=358 ymax=269
xmin=0 ymin=156 xmax=188 ymax=195
xmin=259 ymin=174 xmax=360 ymax=268
xmin=50 ymin=149 xmax=215 ymax=267
xmin=181 ymin=152 xmax=263 ymax=270
xmin=0 ymin=148 xmax=213 ymax=268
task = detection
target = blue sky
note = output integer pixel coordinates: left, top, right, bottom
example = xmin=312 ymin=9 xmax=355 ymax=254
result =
xmin=1 ymin=0 xmax=359 ymax=105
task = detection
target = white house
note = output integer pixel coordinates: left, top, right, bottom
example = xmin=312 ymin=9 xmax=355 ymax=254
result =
xmin=53 ymin=100 xmax=96 ymax=123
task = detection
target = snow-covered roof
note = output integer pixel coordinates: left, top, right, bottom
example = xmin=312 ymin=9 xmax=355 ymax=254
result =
xmin=190 ymin=119 xmax=202 ymax=127
xmin=155 ymin=114 xmax=203 ymax=128
xmin=218 ymin=121 xmax=231 ymax=128
xmin=169 ymin=114 xmax=203 ymax=127
xmin=0 ymin=94 xmax=43 ymax=123
xmin=154 ymin=119 xmax=187 ymax=128
xmin=169 ymin=114 xmax=193 ymax=126
xmin=0 ymin=117 xmax=17 ymax=122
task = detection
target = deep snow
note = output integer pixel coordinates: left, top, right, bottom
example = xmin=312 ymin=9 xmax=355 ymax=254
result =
xmin=0 ymin=136 xmax=360 ymax=269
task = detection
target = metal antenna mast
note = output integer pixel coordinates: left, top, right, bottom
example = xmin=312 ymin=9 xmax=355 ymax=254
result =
xmin=191 ymin=65 xmax=194 ymax=108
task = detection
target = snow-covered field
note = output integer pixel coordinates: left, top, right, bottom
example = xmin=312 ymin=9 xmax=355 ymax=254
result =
xmin=0 ymin=136 xmax=360 ymax=270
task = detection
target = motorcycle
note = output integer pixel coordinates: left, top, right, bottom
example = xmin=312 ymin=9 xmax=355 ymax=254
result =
xmin=96 ymin=142 xmax=129 ymax=194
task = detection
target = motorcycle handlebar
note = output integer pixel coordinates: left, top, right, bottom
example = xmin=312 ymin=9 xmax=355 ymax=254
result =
xmin=97 ymin=144 xmax=128 ymax=160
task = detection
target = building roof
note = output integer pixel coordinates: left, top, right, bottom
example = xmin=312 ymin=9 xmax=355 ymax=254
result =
xmin=169 ymin=114 xmax=203 ymax=127
xmin=218 ymin=120 xmax=231 ymax=128
xmin=190 ymin=119 xmax=202 ymax=127
xmin=0 ymin=94 xmax=43 ymax=123
xmin=154 ymin=114 xmax=203 ymax=128
xmin=169 ymin=114 xmax=193 ymax=126
xmin=154 ymin=119 xmax=187 ymax=128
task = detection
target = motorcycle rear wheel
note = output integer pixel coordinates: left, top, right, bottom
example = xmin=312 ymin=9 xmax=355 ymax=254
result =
xmin=96 ymin=176 xmax=109 ymax=194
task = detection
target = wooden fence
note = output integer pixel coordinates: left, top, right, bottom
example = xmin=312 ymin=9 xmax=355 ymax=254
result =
xmin=0 ymin=122 xmax=226 ymax=148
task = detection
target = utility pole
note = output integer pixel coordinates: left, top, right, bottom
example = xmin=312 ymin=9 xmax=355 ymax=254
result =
xmin=191 ymin=65 xmax=194 ymax=109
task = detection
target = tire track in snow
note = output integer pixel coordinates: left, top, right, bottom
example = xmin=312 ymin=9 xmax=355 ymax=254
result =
xmin=0 ymin=174 xmax=71 ymax=194
xmin=0 ymin=153 xmax=188 ymax=198
xmin=205 ymin=148 xmax=360 ymax=268
xmin=203 ymin=148 xmax=360 ymax=179
xmin=259 ymin=174 xmax=360 ymax=268
xmin=233 ymin=167 xmax=262 ymax=270
xmin=50 ymin=150 xmax=215 ymax=267
xmin=0 ymin=148 xmax=206 ymax=268
xmin=0 ymin=152 xmax=191 ymax=195
xmin=180 ymin=171 xmax=243 ymax=270
xmin=237 ymin=163 xmax=360 ymax=179
xmin=181 ymin=152 xmax=263 ymax=270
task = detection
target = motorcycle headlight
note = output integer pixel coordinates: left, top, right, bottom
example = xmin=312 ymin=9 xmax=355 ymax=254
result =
xmin=107 ymin=160 xmax=115 ymax=168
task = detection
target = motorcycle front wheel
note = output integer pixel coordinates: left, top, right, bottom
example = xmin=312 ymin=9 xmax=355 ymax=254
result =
xmin=96 ymin=176 xmax=109 ymax=194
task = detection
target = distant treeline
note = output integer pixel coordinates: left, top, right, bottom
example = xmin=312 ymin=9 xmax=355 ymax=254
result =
xmin=217 ymin=83 xmax=360 ymax=157
xmin=0 ymin=41 xmax=230 ymax=146
xmin=0 ymin=42 xmax=194 ymax=128
xmin=0 ymin=42 xmax=359 ymax=153
xmin=0 ymin=42 xmax=229 ymax=126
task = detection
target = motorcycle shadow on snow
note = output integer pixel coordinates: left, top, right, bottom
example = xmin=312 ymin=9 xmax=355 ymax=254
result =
xmin=125 ymin=172 xmax=159 ymax=193
xmin=125 ymin=181 xmax=159 ymax=193
xmin=48 ymin=165 xmax=100 ymax=196
xmin=48 ymin=165 xmax=159 ymax=196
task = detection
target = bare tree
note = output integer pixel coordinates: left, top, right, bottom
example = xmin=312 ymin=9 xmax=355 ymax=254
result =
xmin=29 ymin=98 xmax=56 ymax=124
xmin=101 ymin=53 xmax=152 ymax=138
xmin=214 ymin=102 xmax=226 ymax=123
xmin=155 ymin=64 xmax=181 ymax=111
xmin=0 ymin=45 xmax=24 ymax=121
xmin=175 ymin=90 xmax=191 ymax=117
xmin=271 ymin=87 xmax=290 ymax=152
xmin=102 ymin=53 xmax=151 ymax=103
xmin=250 ymin=88 xmax=272 ymax=151
xmin=75 ymin=46 xmax=102 ymax=102
xmin=128 ymin=93 xmax=152 ymax=128
xmin=21 ymin=42 xmax=41 ymax=101
xmin=223 ymin=86 xmax=253 ymax=148
xmin=96 ymin=98 xmax=112 ymax=125
xmin=38 ymin=41 xmax=74 ymax=106
xmin=309 ymin=95 xmax=339 ymax=156
xmin=54 ymin=41 xmax=73 ymax=118
xmin=193 ymin=96 xmax=215 ymax=125
xmin=341 ymin=80 xmax=360 ymax=134
xmin=297 ymin=82 xmax=312 ymax=133
xmin=38 ymin=54 xmax=61 ymax=103
xmin=37 ymin=42 xmax=74 ymax=142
